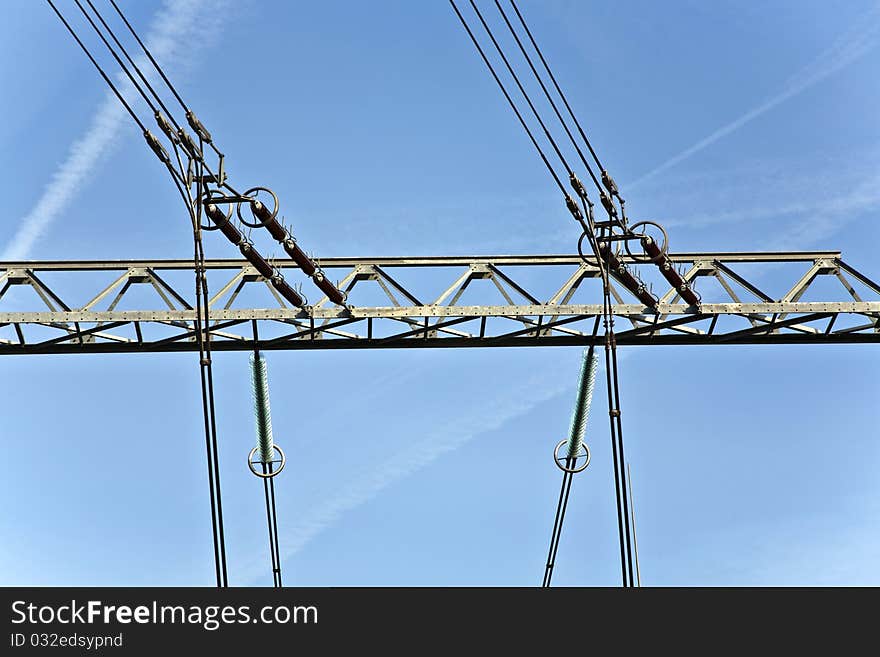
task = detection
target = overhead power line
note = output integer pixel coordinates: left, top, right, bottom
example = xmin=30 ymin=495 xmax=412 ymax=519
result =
xmin=448 ymin=0 xmax=568 ymax=196
xmin=108 ymin=0 xmax=189 ymax=117
xmin=466 ymin=0 xmax=578 ymax=183
xmin=45 ymin=0 xmax=147 ymax=133
xmin=508 ymin=0 xmax=611 ymax=186
xmin=73 ymin=0 xmax=159 ymax=116
xmin=83 ymin=0 xmax=183 ymax=132
xmin=494 ymin=0 xmax=602 ymax=191
xmin=448 ymin=0 xmax=655 ymax=586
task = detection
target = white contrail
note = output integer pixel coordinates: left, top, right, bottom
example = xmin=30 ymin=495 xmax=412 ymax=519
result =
xmin=238 ymin=370 xmax=574 ymax=582
xmin=1 ymin=0 xmax=221 ymax=261
xmin=629 ymin=4 xmax=880 ymax=189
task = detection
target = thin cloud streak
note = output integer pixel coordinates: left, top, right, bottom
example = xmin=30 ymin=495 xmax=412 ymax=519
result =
xmin=628 ymin=4 xmax=880 ymax=189
xmin=646 ymin=152 xmax=880 ymax=250
xmin=238 ymin=372 xmax=572 ymax=582
xmin=1 ymin=0 xmax=219 ymax=261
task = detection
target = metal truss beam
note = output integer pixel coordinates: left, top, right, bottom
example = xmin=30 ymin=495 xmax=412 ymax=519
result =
xmin=1 ymin=251 xmax=878 ymax=354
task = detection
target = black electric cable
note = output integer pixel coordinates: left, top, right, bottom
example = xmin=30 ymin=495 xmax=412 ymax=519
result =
xmin=467 ymin=0 xmax=578 ymax=182
xmin=542 ymin=463 xmax=574 ymax=586
xmin=49 ymin=0 xmax=230 ymax=198
xmin=104 ymin=0 xmax=242 ymax=198
xmin=171 ymin=148 xmax=229 ymax=587
xmin=450 ymin=1 xmax=639 ymax=585
xmin=508 ymin=0 xmax=609 ymax=179
xmin=73 ymin=0 xmax=159 ymax=115
xmin=253 ymin=333 xmax=283 ymax=588
xmin=449 ymin=0 xmax=567 ymax=196
xmin=606 ymin=325 xmax=635 ymax=586
xmin=194 ymin=151 xmax=230 ymax=587
xmin=261 ymin=461 xmax=281 ymax=586
xmin=542 ymin=317 xmax=600 ymax=587
xmin=267 ymin=467 xmax=283 ymax=587
xmin=627 ymin=462 xmax=642 ymax=586
xmin=46 ymin=0 xmax=147 ymax=133
xmin=83 ymin=0 xmax=183 ymax=130
xmin=107 ymin=0 xmax=224 ymax=158
xmin=578 ymin=193 xmax=636 ymax=587
xmin=493 ymin=0 xmax=602 ymax=191
xmin=108 ymin=0 xmax=187 ymax=113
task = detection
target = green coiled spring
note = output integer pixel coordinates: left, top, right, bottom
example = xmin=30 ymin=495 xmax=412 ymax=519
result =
xmin=250 ymin=354 xmax=274 ymax=464
xmin=566 ymin=348 xmax=598 ymax=460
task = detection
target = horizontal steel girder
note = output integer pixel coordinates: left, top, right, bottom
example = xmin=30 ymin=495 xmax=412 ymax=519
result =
xmin=1 ymin=252 xmax=878 ymax=354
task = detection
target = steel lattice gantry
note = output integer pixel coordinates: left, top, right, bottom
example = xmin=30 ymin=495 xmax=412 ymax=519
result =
xmin=1 ymin=251 xmax=879 ymax=354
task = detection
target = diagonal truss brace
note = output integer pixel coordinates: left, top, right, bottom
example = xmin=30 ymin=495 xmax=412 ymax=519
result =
xmin=1 ymin=251 xmax=878 ymax=354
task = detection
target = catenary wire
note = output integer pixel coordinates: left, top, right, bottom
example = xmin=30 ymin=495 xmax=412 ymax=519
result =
xmin=73 ymin=0 xmax=160 ymax=116
xmin=467 ymin=0 xmax=578 ymax=183
xmin=493 ymin=0 xmax=602 ymax=191
xmin=449 ymin=0 xmax=567 ymax=196
xmin=508 ymin=0 xmax=610 ymax=181
xmin=83 ymin=0 xmax=183 ymax=130
xmin=107 ymin=0 xmax=223 ymax=158
xmin=450 ymin=0 xmax=638 ymax=585
xmin=46 ymin=0 xmax=147 ymax=132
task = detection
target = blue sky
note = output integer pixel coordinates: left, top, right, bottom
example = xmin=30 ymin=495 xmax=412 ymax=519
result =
xmin=1 ymin=0 xmax=879 ymax=586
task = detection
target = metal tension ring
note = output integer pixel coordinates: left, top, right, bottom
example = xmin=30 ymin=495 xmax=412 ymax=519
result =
xmin=625 ymin=220 xmax=669 ymax=263
xmin=553 ymin=439 xmax=591 ymax=473
xmin=198 ymin=188 xmax=234 ymax=231
xmin=247 ymin=445 xmax=286 ymax=478
xmin=237 ymin=186 xmax=280 ymax=228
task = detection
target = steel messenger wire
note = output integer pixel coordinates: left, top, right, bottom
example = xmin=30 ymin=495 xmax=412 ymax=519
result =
xmin=502 ymin=0 xmax=702 ymax=313
xmin=82 ymin=0 xmax=184 ymax=132
xmin=179 ymin=144 xmax=230 ymax=587
xmin=81 ymin=0 xmax=240 ymax=197
xmin=251 ymin=332 xmax=283 ymax=588
xmin=579 ymin=192 xmax=636 ymax=587
xmin=497 ymin=2 xmax=640 ymax=586
xmin=46 ymin=1 xmax=333 ymax=586
xmin=73 ymin=0 xmax=236 ymax=203
xmin=97 ymin=1 xmax=346 ymax=305
xmin=542 ymin=317 xmax=600 ymax=587
xmin=108 ymin=0 xmax=225 ymax=160
xmin=51 ymin=0 xmax=193 ymax=192
xmin=466 ymin=0 xmax=579 ymax=185
xmin=508 ymin=0 xmax=611 ymax=185
xmin=45 ymin=0 xmax=147 ymax=133
xmin=450 ymin=0 xmax=638 ymax=585
xmin=73 ymin=2 xmax=344 ymax=309
xmin=73 ymin=0 xmax=160 ymax=116
xmin=493 ymin=0 xmax=602 ymax=191
xmin=45 ymin=1 xmax=230 ymax=586
xmin=448 ymin=0 xmax=567 ymax=196
xmin=507 ymin=0 xmax=631 ymax=224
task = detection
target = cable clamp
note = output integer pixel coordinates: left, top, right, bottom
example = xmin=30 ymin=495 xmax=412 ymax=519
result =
xmin=600 ymin=191 xmax=618 ymax=218
xmin=601 ymin=170 xmax=619 ymax=197
xmin=569 ymin=172 xmax=588 ymax=200
xmin=185 ymin=110 xmax=213 ymax=143
xmin=564 ymin=194 xmax=583 ymax=222
xmin=177 ymin=128 xmax=203 ymax=161
xmin=154 ymin=111 xmax=179 ymax=144
xmin=143 ymin=130 xmax=170 ymax=164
